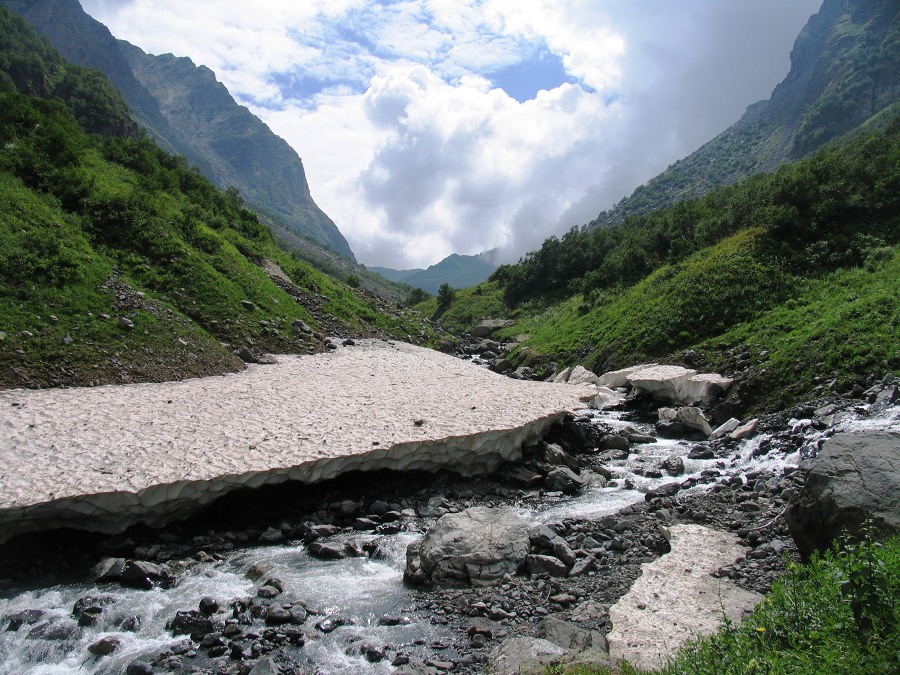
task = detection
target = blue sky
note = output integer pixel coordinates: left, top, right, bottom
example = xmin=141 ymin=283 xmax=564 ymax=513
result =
xmin=82 ymin=0 xmax=821 ymax=268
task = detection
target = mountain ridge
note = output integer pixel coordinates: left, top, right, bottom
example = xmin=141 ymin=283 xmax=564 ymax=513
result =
xmin=1 ymin=0 xmax=356 ymax=261
xmin=589 ymin=0 xmax=900 ymax=228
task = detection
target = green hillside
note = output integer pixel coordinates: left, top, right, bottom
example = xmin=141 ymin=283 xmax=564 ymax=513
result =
xmin=431 ymin=121 xmax=900 ymax=412
xmin=0 ymin=7 xmax=433 ymax=389
xmin=2 ymin=0 xmax=357 ymax=261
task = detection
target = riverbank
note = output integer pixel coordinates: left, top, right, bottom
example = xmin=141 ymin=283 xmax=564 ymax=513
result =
xmin=0 ymin=347 xmax=896 ymax=674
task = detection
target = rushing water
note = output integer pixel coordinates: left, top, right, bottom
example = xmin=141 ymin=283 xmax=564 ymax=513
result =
xmin=1 ymin=401 xmax=897 ymax=674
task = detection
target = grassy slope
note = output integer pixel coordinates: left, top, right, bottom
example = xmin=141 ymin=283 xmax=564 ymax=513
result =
xmin=0 ymin=94 xmax=434 ymax=389
xmin=433 ymin=124 xmax=900 ymax=412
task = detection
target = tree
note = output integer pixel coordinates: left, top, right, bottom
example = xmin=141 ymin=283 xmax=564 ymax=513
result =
xmin=437 ymin=282 xmax=456 ymax=308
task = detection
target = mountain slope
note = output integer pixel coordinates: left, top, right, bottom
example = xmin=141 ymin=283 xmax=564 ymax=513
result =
xmin=1 ymin=0 xmax=356 ymax=261
xmin=590 ymin=0 xmax=900 ymax=227
xmin=0 ymin=6 xmax=433 ymax=389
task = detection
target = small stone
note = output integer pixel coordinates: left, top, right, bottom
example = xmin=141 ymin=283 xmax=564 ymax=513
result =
xmin=88 ymin=636 xmax=121 ymax=656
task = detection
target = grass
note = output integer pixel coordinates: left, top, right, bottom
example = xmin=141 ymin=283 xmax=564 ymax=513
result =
xmin=545 ymin=531 xmax=900 ymax=674
xmin=445 ymin=236 xmax=899 ymax=412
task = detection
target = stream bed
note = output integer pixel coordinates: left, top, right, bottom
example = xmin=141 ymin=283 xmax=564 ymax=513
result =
xmin=1 ymin=397 xmax=897 ymax=674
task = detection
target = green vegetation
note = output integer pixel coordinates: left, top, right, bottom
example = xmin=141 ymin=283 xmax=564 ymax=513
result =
xmin=437 ymin=120 xmax=900 ymax=410
xmin=0 ymin=7 xmax=433 ymax=388
xmin=546 ymin=531 xmax=899 ymax=674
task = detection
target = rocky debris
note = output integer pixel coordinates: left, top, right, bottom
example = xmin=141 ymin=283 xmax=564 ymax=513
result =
xmin=787 ymin=431 xmax=900 ymax=557
xmin=405 ymin=507 xmax=530 ymax=587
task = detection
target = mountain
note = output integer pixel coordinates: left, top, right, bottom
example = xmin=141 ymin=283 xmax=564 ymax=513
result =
xmin=372 ymin=252 xmax=498 ymax=294
xmin=590 ymin=0 xmax=900 ymax=228
xmin=0 ymin=4 xmax=433 ymax=388
xmin=1 ymin=0 xmax=356 ymax=262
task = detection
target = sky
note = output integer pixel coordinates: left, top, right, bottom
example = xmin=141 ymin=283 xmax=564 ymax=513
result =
xmin=81 ymin=0 xmax=822 ymax=269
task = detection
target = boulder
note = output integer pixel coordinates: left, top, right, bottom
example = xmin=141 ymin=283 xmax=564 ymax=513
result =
xmin=489 ymin=637 xmax=566 ymax=674
xmin=566 ymin=366 xmax=599 ymax=386
xmin=471 ymin=319 xmax=516 ymax=338
xmin=787 ymin=431 xmax=900 ymax=557
xmin=536 ymin=616 xmax=608 ymax=653
xmin=527 ymin=554 xmax=569 ymax=577
xmin=404 ymin=507 xmax=529 ymax=587
xmin=545 ymin=467 xmax=590 ymax=495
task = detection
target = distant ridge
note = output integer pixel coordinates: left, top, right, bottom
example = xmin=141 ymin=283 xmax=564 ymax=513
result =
xmin=2 ymin=0 xmax=356 ymax=261
xmin=372 ymin=252 xmax=498 ymax=294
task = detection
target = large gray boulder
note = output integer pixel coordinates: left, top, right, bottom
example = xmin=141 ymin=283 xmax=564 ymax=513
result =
xmin=787 ymin=431 xmax=900 ymax=557
xmin=404 ymin=507 xmax=529 ymax=587
xmin=471 ymin=319 xmax=516 ymax=338
xmin=488 ymin=637 xmax=566 ymax=674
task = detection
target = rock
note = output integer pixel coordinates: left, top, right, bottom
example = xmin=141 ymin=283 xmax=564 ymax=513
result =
xmin=248 ymin=657 xmax=280 ymax=675
xmin=168 ymin=610 xmax=214 ymax=637
xmin=599 ymin=435 xmax=629 ymax=451
xmin=545 ymin=467 xmax=589 ymax=495
xmin=527 ymin=554 xmax=569 ymax=577
xmin=4 ymin=609 xmax=44 ymax=631
xmin=315 ymin=615 xmax=348 ymax=633
xmin=552 ymin=366 xmax=574 ymax=383
xmin=729 ymin=418 xmax=759 ymax=440
xmin=675 ymin=407 xmax=713 ymax=437
xmin=536 ymin=616 xmax=608 ymax=653
xmin=236 ymin=346 xmax=258 ymax=363
xmin=645 ymin=483 xmax=681 ymax=502
xmin=292 ymin=319 xmax=312 ymax=334
xmin=240 ymin=300 xmax=255 ymax=311
xmin=688 ymin=445 xmax=715 ymax=460
xmin=471 ymin=319 xmax=516 ymax=338
xmin=566 ymin=366 xmax=599 ymax=386
xmin=264 ymin=606 xmax=293 ymax=626
xmin=198 ymin=597 xmax=219 ymax=615
xmin=117 ymin=317 xmax=134 ymax=329
xmin=308 ymin=542 xmax=347 ymax=560
xmin=404 ymin=507 xmax=529 ymax=587
xmin=662 ymin=455 xmax=685 ymax=476
xmin=489 ymin=637 xmax=566 ymax=674
xmin=62 ymin=333 xmax=74 ymax=345
xmin=569 ymin=555 xmax=597 ymax=577
xmin=120 ymin=560 xmax=174 ymax=590
xmin=655 ymin=420 xmax=688 ymax=438
xmin=125 ymin=663 xmax=153 ymax=675
xmin=787 ymin=431 xmax=900 ymax=557
xmin=710 ymin=418 xmax=740 ymax=440
xmin=94 ymin=557 xmax=126 ymax=582
xmin=258 ymin=527 xmax=284 ymax=543
xmin=88 ymin=636 xmax=121 ymax=656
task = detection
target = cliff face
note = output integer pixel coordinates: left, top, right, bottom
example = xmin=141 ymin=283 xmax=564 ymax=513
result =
xmin=590 ymin=0 xmax=900 ymax=228
xmin=2 ymin=0 xmax=357 ymax=261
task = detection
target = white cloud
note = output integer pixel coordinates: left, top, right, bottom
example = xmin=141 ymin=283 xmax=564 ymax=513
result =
xmin=81 ymin=0 xmax=820 ymax=269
